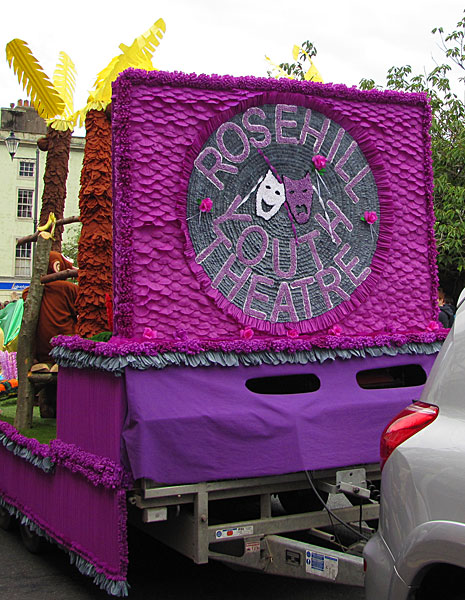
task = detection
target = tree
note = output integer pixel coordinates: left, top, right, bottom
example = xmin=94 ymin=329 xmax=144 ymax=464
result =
xmin=267 ymin=41 xmax=323 ymax=82
xmin=61 ymin=223 xmax=82 ymax=266
xmin=360 ymin=13 xmax=465 ymax=298
xmin=6 ymin=42 xmax=77 ymax=251
xmin=73 ymin=19 xmax=166 ymax=338
xmin=14 ymin=225 xmax=54 ymax=430
xmin=6 ymin=42 xmax=77 ymax=429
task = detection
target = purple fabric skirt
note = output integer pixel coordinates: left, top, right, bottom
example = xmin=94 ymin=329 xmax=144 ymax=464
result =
xmin=122 ymin=353 xmax=436 ymax=484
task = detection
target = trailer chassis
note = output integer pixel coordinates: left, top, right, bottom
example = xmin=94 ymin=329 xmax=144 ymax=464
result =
xmin=128 ymin=463 xmax=381 ymax=587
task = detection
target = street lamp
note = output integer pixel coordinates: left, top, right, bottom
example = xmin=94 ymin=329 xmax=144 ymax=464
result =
xmin=4 ymin=131 xmax=40 ymax=232
xmin=5 ymin=131 xmax=20 ymax=159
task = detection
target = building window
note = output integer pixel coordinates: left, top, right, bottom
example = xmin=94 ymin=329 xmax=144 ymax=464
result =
xmin=17 ymin=189 xmax=33 ymax=218
xmin=15 ymin=241 xmax=32 ymax=278
xmin=19 ymin=161 xmax=34 ymax=177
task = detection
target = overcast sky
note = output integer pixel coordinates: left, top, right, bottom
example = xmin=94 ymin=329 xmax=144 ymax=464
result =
xmin=1 ymin=0 xmax=464 ymax=134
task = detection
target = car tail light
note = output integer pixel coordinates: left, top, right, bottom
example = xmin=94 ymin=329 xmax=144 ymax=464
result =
xmin=380 ymin=402 xmax=439 ymax=470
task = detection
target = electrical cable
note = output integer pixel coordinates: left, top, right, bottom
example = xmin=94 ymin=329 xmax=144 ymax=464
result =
xmin=324 ymin=501 xmax=347 ymax=552
xmin=304 ymin=470 xmax=371 ymax=542
xmin=359 ymin=500 xmax=363 ymax=535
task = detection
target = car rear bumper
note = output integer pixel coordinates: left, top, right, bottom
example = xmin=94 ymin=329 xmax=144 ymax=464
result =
xmin=364 ymin=531 xmax=411 ymax=600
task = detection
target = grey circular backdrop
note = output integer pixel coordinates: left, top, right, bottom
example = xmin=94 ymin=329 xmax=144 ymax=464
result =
xmin=186 ymin=104 xmax=379 ymax=327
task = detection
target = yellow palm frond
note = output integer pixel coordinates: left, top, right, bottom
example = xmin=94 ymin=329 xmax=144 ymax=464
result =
xmin=304 ymin=62 xmax=324 ymax=83
xmin=71 ymin=97 xmax=109 ymax=129
xmin=293 ymin=44 xmax=324 ymax=83
xmin=88 ymin=18 xmax=166 ymax=109
xmin=53 ymin=51 xmax=76 ymax=116
xmin=71 ymin=107 xmax=87 ymax=129
xmin=46 ymin=114 xmax=77 ymax=131
xmin=118 ymin=17 xmax=166 ymax=65
xmin=265 ymin=56 xmax=294 ymax=80
xmin=92 ymin=56 xmax=118 ymax=93
xmin=292 ymin=45 xmax=301 ymax=61
xmin=6 ymin=38 xmax=65 ymax=119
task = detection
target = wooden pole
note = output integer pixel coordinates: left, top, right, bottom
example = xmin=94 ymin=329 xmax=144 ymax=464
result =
xmin=14 ymin=233 xmax=52 ymax=430
xmin=40 ymin=268 xmax=78 ymax=284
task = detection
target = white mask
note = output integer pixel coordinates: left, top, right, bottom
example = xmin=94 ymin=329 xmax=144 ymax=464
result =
xmin=255 ymin=170 xmax=286 ymax=221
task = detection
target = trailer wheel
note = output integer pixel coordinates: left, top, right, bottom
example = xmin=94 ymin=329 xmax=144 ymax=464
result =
xmin=278 ymin=489 xmax=328 ymax=514
xmin=20 ymin=523 xmax=45 ymax=554
xmin=0 ymin=506 xmax=15 ymax=531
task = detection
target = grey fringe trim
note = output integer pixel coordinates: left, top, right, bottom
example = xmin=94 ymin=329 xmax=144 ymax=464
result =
xmin=0 ymin=432 xmax=55 ymax=473
xmin=52 ymin=341 xmax=443 ymax=375
xmin=0 ymin=496 xmax=129 ymax=597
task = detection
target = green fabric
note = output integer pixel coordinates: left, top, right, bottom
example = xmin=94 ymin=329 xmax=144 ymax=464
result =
xmin=0 ymin=300 xmax=24 ymax=348
xmin=90 ymin=332 xmax=113 ymax=342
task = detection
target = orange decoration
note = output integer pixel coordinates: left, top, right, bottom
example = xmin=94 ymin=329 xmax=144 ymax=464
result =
xmin=76 ymin=109 xmax=112 ymax=337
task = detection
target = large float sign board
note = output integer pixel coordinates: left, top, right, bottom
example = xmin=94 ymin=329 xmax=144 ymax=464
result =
xmin=112 ymin=72 xmax=437 ymax=341
xmin=186 ymin=100 xmax=382 ymax=335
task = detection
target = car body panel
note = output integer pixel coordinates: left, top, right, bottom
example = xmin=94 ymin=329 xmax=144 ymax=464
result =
xmin=364 ymin=293 xmax=465 ymax=598
xmin=364 ymin=526 xmax=410 ymax=600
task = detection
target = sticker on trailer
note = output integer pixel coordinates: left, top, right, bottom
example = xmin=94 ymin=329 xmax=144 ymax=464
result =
xmin=285 ymin=549 xmax=301 ymax=566
xmin=215 ymin=526 xmax=254 ymax=539
xmin=305 ymin=550 xmax=338 ymax=580
xmin=245 ymin=540 xmax=261 ymax=553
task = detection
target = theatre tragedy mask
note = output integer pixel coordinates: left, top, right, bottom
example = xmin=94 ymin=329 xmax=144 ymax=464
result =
xmin=282 ymin=173 xmax=313 ymax=225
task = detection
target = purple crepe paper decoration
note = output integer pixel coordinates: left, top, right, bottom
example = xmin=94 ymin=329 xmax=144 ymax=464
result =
xmin=51 ymin=330 xmax=448 ymax=360
xmin=0 ymin=419 xmax=132 ymax=489
xmin=0 ymin=489 xmax=129 ymax=590
xmin=0 ymin=424 xmax=133 ymax=590
xmin=110 ymin=70 xmax=438 ymax=338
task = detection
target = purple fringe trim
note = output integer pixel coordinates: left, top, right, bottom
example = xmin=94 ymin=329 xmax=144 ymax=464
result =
xmin=49 ymin=440 xmax=133 ymax=489
xmin=419 ymin=98 xmax=440 ymax=320
xmin=113 ymin=69 xmax=429 ymax=106
xmin=0 ymin=425 xmax=133 ymax=593
xmin=0 ymin=420 xmax=50 ymax=460
xmin=51 ymin=330 xmax=448 ymax=358
xmin=0 ymin=492 xmax=129 ymax=595
xmin=112 ymin=74 xmax=135 ymax=338
xmin=0 ymin=420 xmax=132 ymax=490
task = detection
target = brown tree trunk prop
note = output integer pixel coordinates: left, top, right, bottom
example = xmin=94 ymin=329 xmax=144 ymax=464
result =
xmin=37 ymin=128 xmax=72 ymax=252
xmin=15 ymin=233 xmax=53 ymax=430
xmin=76 ymin=109 xmax=113 ymax=337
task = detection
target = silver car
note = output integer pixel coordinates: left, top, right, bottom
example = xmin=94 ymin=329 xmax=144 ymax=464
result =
xmin=364 ymin=291 xmax=465 ymax=600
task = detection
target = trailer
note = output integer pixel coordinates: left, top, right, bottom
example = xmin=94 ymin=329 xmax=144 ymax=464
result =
xmin=0 ymin=71 xmax=445 ymax=596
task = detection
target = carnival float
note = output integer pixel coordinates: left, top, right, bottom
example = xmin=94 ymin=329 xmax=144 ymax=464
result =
xmin=0 ymin=21 xmax=448 ymax=596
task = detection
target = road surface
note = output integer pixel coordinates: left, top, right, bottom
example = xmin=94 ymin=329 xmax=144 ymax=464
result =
xmin=0 ymin=525 xmax=366 ymax=600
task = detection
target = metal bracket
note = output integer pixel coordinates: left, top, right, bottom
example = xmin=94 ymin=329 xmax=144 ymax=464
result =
xmin=336 ymin=468 xmax=371 ymax=499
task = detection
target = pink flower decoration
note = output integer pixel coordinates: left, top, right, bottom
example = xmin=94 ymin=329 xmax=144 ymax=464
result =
xmin=199 ymin=197 xmax=213 ymax=213
xmin=143 ymin=327 xmax=157 ymax=339
xmin=329 ymin=324 xmax=342 ymax=336
xmin=240 ymin=327 xmax=254 ymax=340
xmin=287 ymin=328 xmax=299 ymax=339
xmin=312 ymin=154 xmax=327 ymax=171
xmin=363 ymin=211 xmax=378 ymax=224
xmin=426 ymin=320 xmax=440 ymax=332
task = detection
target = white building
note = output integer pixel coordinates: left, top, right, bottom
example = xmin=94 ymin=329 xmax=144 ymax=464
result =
xmin=0 ymin=101 xmax=85 ymax=303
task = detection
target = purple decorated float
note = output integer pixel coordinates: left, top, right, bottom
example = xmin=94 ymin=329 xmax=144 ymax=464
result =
xmin=0 ymin=71 xmax=447 ymax=595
